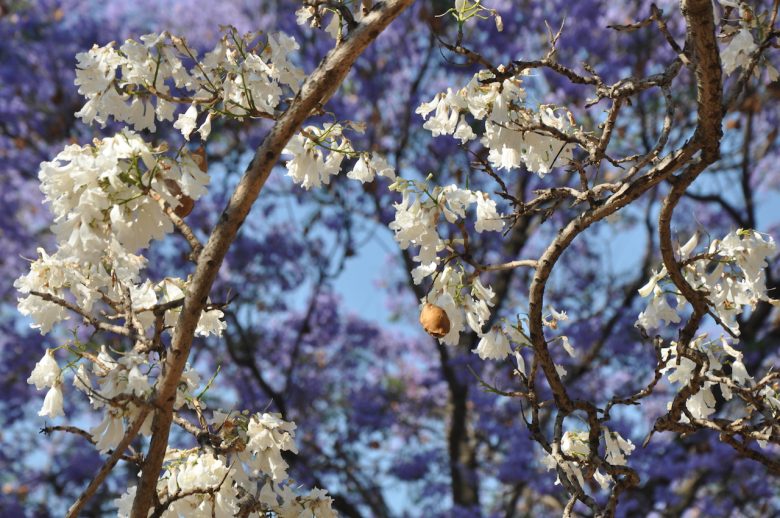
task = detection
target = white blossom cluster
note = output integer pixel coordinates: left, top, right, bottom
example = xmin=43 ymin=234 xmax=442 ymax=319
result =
xmin=26 ymin=343 xmax=200 ymax=438
xmin=79 ymin=348 xmax=157 ymax=450
xmin=415 ymin=264 xmax=545 ymax=366
xmin=659 ymin=335 xmax=745 ymax=421
xmin=388 ymin=178 xmax=503 ymax=285
xmin=75 ymin=29 xmax=304 ymax=138
xmin=416 ymin=70 xmax=577 ymax=176
xmin=637 ymin=229 xmax=779 ymax=334
xmin=541 ymin=427 xmax=635 ymax=491
xmin=656 ymin=332 xmax=780 ymax=448
xmin=424 ymin=265 xmax=497 ymax=346
xmin=27 ymin=349 xmax=65 ymax=418
xmin=282 ymin=123 xmax=396 ymax=190
xmin=384 ymin=176 xmax=520 ymax=355
xmin=27 ymin=342 xmax=338 ymax=514
xmin=638 ymin=230 xmax=780 ymax=431
xmin=279 ymin=68 xmax=551 ymax=368
xmin=14 ymin=131 xmax=221 ymax=337
xmin=114 ymin=412 xmax=335 ymax=517
xmin=541 ymin=430 xmax=593 ymax=490
xmin=20 ymin=25 xmax=337 ymax=515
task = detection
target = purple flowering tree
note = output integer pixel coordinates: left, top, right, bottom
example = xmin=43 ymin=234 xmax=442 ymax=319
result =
xmin=3 ymin=0 xmax=780 ymax=517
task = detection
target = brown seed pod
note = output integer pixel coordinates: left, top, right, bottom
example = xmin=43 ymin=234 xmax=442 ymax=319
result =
xmin=419 ymin=303 xmax=451 ymax=338
xmin=164 ymin=179 xmax=195 ymax=218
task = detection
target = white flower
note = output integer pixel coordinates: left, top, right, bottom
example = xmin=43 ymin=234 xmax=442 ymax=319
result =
xmin=91 ymin=412 xmax=125 ymax=452
xmin=160 ymin=452 xmax=240 ymax=517
xmin=412 ymin=262 xmax=438 ymax=285
xmin=175 ymin=365 xmax=201 ymax=409
xmin=474 ymin=192 xmax=504 ymax=233
xmin=246 ymin=413 xmax=298 ymax=480
xmin=325 ymin=14 xmax=341 ymax=39
xmin=561 ymin=430 xmax=589 ymax=458
xmin=301 ymin=488 xmax=337 ymax=518
xmin=686 ymin=385 xmax=716 ymax=420
xmin=126 ymin=365 xmax=151 ymax=396
xmin=130 ymin=280 xmax=157 ymax=331
xmin=155 ymin=98 xmax=175 ymax=121
xmin=721 ymin=29 xmax=757 ymax=75
xmin=415 ymin=93 xmax=442 ymax=118
xmin=460 ymin=71 xmax=505 ymax=119
xmin=388 ymin=187 xmax=444 ymax=283
xmin=125 ymin=98 xmax=155 ymax=132
xmin=472 ymin=277 xmax=495 ymax=305
xmin=115 ymin=485 xmax=137 ymax=518
xmin=720 ymin=336 xmax=743 ymax=360
xmin=197 ymin=112 xmax=212 ymax=140
xmin=27 ymin=349 xmax=61 ymax=390
xmin=453 ymin=116 xmax=476 ymax=143
xmin=39 ymin=382 xmax=65 ymax=418
xmin=678 ymin=231 xmax=700 ymax=260
xmin=94 ymin=346 xmax=119 ymax=377
xmin=438 ymin=185 xmax=475 ymax=223
xmin=173 ymin=104 xmax=199 ymax=140
xmin=480 ymin=99 xmax=576 ymax=176
xmin=464 ymin=296 xmax=490 ymax=334
xmin=719 ymin=230 xmax=777 ymax=305
xmin=369 ymin=154 xmax=396 ymax=179
xmin=638 ymin=267 xmax=667 ymax=297
xmin=74 ymin=44 xmax=125 ymax=126
xmin=28 ymin=130 xmax=196 ymax=265
xmin=15 ymin=252 xmax=71 ymax=334
xmin=760 ymin=386 xmax=780 ymax=414
xmin=473 ymin=326 xmax=512 ymax=360
xmin=731 ymin=360 xmax=751 ymax=385
xmin=513 ymin=350 xmax=526 ymax=376
xmin=661 ymin=344 xmax=699 ymax=385
xmin=604 ymin=430 xmax=634 ymax=466
xmin=196 ymin=308 xmax=227 ymax=337
xmin=418 ymin=90 xmax=461 ymax=137
xmin=594 ymin=469 xmax=611 ymax=490
xmin=73 ymin=363 xmax=92 ymax=394
xmin=296 ymin=6 xmax=316 ymax=26
xmin=346 ymin=156 xmax=373 ymax=183
xmin=560 ymin=336 xmax=577 ymax=358
xmin=282 ymin=129 xmax=343 ymax=190
xmin=637 ymin=286 xmax=681 ymax=330
xmin=540 ymin=452 xmax=557 ymax=471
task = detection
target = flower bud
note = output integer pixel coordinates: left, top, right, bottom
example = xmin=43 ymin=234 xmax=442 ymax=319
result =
xmin=494 ymin=14 xmax=503 ymax=32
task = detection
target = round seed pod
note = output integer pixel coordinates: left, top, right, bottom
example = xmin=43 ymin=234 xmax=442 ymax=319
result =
xmin=164 ymin=179 xmax=195 ymax=218
xmin=419 ymin=303 xmax=450 ymax=338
